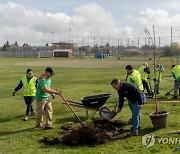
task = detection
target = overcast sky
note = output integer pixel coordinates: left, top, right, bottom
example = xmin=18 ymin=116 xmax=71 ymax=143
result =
xmin=0 ymin=0 xmax=180 ymax=46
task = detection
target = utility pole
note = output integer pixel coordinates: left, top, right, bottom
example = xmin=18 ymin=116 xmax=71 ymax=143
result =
xmin=51 ymin=32 xmax=54 ymax=43
xmin=118 ymin=38 xmax=120 ymax=57
xmin=121 ymin=38 xmax=123 ymax=55
xmin=69 ymin=28 xmax=72 ymax=43
xmin=170 ymin=26 xmax=173 ymax=46
xmin=138 ymin=37 xmax=140 ymax=60
xmin=127 ymin=38 xmax=129 ymax=46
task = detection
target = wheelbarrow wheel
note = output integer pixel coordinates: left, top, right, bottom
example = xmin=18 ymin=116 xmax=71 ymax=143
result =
xmin=99 ymin=107 xmax=111 ymax=118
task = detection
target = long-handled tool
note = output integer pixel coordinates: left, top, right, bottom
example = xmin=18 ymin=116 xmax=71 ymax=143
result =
xmin=125 ymin=74 xmax=129 ymax=81
xmin=147 ymin=75 xmax=154 ymax=98
xmin=165 ymin=88 xmax=174 ymax=97
xmin=108 ymin=101 xmax=119 ymax=120
xmin=59 ymin=93 xmax=85 ymax=127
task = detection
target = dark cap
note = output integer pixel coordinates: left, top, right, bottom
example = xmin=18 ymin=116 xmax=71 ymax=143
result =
xmin=45 ymin=67 xmax=55 ymax=74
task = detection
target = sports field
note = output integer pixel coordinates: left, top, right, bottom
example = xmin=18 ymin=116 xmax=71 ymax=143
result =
xmin=0 ymin=58 xmax=179 ymax=154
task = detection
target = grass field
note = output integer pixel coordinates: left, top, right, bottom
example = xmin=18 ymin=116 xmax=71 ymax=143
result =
xmin=0 ymin=57 xmax=179 ymax=154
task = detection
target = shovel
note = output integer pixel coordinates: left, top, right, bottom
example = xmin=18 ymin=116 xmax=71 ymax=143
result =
xmin=99 ymin=101 xmax=119 ymax=120
xmin=165 ymin=88 xmax=173 ymax=97
xmin=59 ymin=92 xmax=85 ymax=127
xmin=108 ymin=100 xmax=119 ymax=120
xmin=147 ymin=76 xmax=154 ymax=98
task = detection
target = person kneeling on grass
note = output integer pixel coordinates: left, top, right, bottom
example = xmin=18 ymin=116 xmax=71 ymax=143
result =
xmin=13 ymin=69 xmax=38 ymax=121
xmin=111 ymin=79 xmax=146 ymax=136
xmin=36 ymin=67 xmax=61 ymax=130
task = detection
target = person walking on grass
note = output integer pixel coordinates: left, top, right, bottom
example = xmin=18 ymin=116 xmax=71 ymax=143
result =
xmin=13 ymin=69 xmax=37 ymax=121
xmin=36 ymin=67 xmax=61 ymax=130
xmin=111 ymin=79 xmax=146 ymax=136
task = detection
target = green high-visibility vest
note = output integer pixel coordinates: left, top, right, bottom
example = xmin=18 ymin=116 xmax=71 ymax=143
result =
xmin=172 ymin=65 xmax=180 ymax=80
xmin=22 ymin=76 xmax=36 ymax=96
xmin=138 ymin=66 xmax=148 ymax=81
xmin=127 ymin=70 xmax=144 ymax=91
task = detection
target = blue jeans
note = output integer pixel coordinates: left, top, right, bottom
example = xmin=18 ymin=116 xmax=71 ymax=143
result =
xmin=24 ymin=96 xmax=35 ymax=116
xmin=128 ymin=94 xmax=146 ymax=133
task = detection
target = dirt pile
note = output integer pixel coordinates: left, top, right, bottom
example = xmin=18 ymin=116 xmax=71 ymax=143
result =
xmin=43 ymin=118 xmax=130 ymax=146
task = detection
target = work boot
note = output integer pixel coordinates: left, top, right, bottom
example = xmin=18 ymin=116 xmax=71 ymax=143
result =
xmin=172 ymin=96 xmax=177 ymax=99
xmin=23 ymin=115 xmax=28 ymax=121
xmin=127 ymin=132 xmax=138 ymax=137
xmin=30 ymin=111 xmax=35 ymax=115
xmin=35 ymin=124 xmax=43 ymax=128
xmin=45 ymin=126 xmax=54 ymax=130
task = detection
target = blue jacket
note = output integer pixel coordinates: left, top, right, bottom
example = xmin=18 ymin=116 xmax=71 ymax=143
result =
xmin=118 ymin=82 xmax=144 ymax=109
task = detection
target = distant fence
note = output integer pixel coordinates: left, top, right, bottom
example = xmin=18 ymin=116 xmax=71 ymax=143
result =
xmin=0 ymin=51 xmax=52 ymax=58
xmin=0 ymin=46 xmax=52 ymax=58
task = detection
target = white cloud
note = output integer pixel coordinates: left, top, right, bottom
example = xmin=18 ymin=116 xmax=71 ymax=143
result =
xmin=172 ymin=0 xmax=180 ymax=8
xmin=138 ymin=8 xmax=171 ymax=29
xmin=0 ymin=2 xmax=134 ymax=46
xmin=137 ymin=8 xmax=180 ymax=35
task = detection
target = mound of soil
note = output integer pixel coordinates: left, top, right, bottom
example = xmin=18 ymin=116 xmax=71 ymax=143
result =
xmin=43 ymin=118 xmax=130 ymax=146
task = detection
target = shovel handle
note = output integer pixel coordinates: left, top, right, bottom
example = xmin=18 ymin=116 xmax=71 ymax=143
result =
xmin=125 ymin=74 xmax=129 ymax=81
xmin=59 ymin=93 xmax=84 ymax=127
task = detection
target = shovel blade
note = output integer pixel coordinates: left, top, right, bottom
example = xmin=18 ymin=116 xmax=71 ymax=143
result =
xmin=108 ymin=111 xmax=118 ymax=120
xmin=165 ymin=92 xmax=170 ymax=96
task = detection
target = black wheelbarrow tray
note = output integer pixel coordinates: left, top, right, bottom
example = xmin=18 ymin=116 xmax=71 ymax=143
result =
xmin=65 ymin=93 xmax=111 ymax=119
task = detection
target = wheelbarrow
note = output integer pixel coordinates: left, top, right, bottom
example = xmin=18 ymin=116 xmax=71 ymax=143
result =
xmin=64 ymin=93 xmax=118 ymax=119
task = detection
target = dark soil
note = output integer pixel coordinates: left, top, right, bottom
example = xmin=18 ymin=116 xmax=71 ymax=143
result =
xmin=43 ymin=118 xmax=130 ymax=146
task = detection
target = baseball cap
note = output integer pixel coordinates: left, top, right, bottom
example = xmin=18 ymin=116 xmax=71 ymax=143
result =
xmin=45 ymin=67 xmax=55 ymax=75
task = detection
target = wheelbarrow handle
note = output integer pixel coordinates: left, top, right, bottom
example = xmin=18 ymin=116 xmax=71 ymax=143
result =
xmin=59 ymin=93 xmax=85 ymax=127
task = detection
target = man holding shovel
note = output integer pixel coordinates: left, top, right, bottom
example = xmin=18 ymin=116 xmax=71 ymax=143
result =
xmin=35 ymin=67 xmax=60 ymax=129
xmin=111 ymin=79 xmax=146 ymax=136
xmin=172 ymin=65 xmax=180 ymax=99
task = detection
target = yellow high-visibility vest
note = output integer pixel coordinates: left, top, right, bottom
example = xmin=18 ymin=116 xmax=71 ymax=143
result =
xmin=138 ymin=66 xmax=148 ymax=81
xmin=127 ymin=70 xmax=144 ymax=91
xmin=22 ymin=76 xmax=36 ymax=96
xmin=172 ymin=65 xmax=180 ymax=80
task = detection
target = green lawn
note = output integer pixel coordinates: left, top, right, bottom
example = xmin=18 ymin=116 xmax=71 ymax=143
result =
xmin=0 ymin=58 xmax=179 ymax=154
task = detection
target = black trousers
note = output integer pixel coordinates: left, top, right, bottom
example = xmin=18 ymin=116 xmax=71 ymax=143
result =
xmin=24 ymin=96 xmax=35 ymax=116
xmin=142 ymin=80 xmax=151 ymax=94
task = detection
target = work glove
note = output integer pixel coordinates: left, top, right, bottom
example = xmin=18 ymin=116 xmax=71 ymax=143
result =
xmin=12 ymin=91 xmax=16 ymax=96
xmin=54 ymin=89 xmax=62 ymax=95
xmin=117 ymin=108 xmax=122 ymax=113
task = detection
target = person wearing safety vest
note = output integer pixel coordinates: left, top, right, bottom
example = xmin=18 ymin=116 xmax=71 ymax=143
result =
xmin=35 ymin=67 xmax=60 ymax=129
xmin=138 ymin=62 xmax=151 ymax=95
xmin=153 ymin=64 xmax=164 ymax=94
xmin=125 ymin=65 xmax=145 ymax=126
xmin=172 ymin=65 xmax=180 ymax=99
xmin=125 ymin=65 xmax=144 ymax=91
xmin=13 ymin=69 xmax=38 ymax=121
